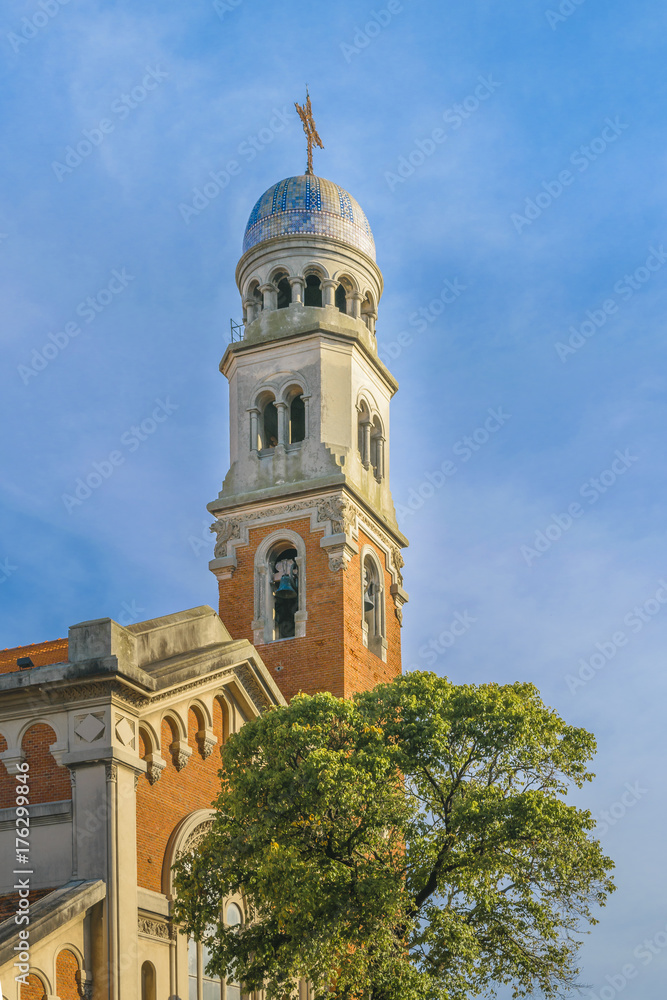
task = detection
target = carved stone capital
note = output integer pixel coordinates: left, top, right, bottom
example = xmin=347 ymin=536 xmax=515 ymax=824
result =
xmin=75 ymin=970 xmax=93 ymax=1000
xmin=171 ymin=741 xmax=193 ymax=772
xmin=145 ymin=754 xmax=166 ymax=785
xmin=196 ymin=729 xmax=217 ymax=760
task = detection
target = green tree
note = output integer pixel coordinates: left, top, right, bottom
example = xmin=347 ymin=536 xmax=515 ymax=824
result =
xmin=173 ymin=672 xmax=614 ymax=999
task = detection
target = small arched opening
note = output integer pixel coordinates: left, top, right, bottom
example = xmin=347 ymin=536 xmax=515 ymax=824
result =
xmin=270 ymin=544 xmax=299 ymax=639
xmin=289 ymin=391 xmax=306 ymax=444
xmin=276 ymin=274 xmax=292 ymax=309
xmin=304 ymin=273 xmax=322 ymax=307
xmin=260 ymin=395 xmax=278 ymax=449
xmin=361 ymin=291 xmax=377 ymax=333
xmin=141 ymin=962 xmax=156 ymax=1000
xmin=357 ymin=401 xmax=371 ymax=468
xmin=362 ymin=552 xmax=386 ymax=658
xmin=335 ymin=283 xmax=347 ymax=313
xmin=371 ymin=416 xmax=384 ymax=481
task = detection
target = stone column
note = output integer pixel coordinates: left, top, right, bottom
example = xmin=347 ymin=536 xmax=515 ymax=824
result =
xmin=275 ymin=401 xmax=289 ymax=448
xmin=259 ymin=283 xmax=277 ymax=311
xmin=288 ymin=276 xmax=305 ymax=305
xmin=348 ymin=291 xmax=363 ymax=319
xmin=321 ymin=279 xmax=337 ymax=307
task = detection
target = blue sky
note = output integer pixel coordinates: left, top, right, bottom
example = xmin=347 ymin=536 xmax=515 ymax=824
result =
xmin=2 ymin=0 xmax=667 ymax=994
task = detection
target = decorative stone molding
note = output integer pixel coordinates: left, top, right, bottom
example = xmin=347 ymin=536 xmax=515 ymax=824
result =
xmin=196 ymin=729 xmax=217 ymax=759
xmin=138 ymin=915 xmax=175 ymax=941
xmin=0 ymin=746 xmax=26 ymax=772
xmin=237 ymin=663 xmax=272 ymax=712
xmin=75 ymin=970 xmax=93 ymax=1000
xmin=105 ymin=763 xmax=117 ymax=783
xmin=170 ymin=741 xmax=193 ymax=772
xmin=145 ymin=754 xmax=166 ymax=785
xmin=183 ymin=820 xmax=214 ymax=855
xmin=114 ymin=714 xmax=136 ymax=749
xmin=317 ymin=496 xmax=356 ymax=537
xmin=74 ymin=712 xmax=105 ymax=744
xmin=211 ymin=518 xmax=242 ymax=559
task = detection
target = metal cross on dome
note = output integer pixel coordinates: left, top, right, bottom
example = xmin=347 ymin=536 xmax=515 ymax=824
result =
xmin=294 ymin=88 xmax=324 ymax=175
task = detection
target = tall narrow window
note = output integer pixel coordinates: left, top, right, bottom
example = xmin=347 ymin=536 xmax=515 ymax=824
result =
xmin=357 ymin=402 xmax=371 ymax=467
xmin=371 ymin=417 xmax=384 ymax=481
xmin=362 ymin=553 xmax=386 ymax=659
xmin=261 ymin=397 xmax=278 ymax=449
xmin=289 ymin=394 xmax=305 ymax=443
xmin=304 ymin=274 xmax=322 ymax=307
xmin=225 ymin=904 xmax=242 ymax=1000
xmin=271 ymin=545 xmax=299 ymax=639
xmin=335 ymin=283 xmax=347 ymax=313
xmin=141 ymin=962 xmax=156 ymax=1000
xmin=277 ymin=275 xmax=292 ymax=309
xmin=201 ymin=926 xmax=221 ymax=1000
xmin=188 ymin=937 xmax=198 ymax=1000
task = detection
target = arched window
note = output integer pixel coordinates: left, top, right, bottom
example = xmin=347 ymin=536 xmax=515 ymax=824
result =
xmin=357 ymin=401 xmax=371 ymax=468
xmin=253 ymin=530 xmax=308 ymax=644
xmin=371 ymin=416 xmax=384 ymax=481
xmin=270 ymin=544 xmax=299 ymax=639
xmin=188 ymin=907 xmax=244 ymax=999
xmin=335 ymin=283 xmax=347 ymax=313
xmin=361 ymin=291 xmax=377 ymax=333
xmin=245 ymin=280 xmax=263 ymax=324
xmin=141 ymin=962 xmax=156 ymax=1000
xmin=362 ymin=552 xmax=386 ymax=659
xmin=260 ymin=396 xmax=278 ymax=449
xmin=304 ymin=273 xmax=322 ymax=307
xmin=275 ymin=273 xmax=292 ymax=309
xmin=289 ymin=394 xmax=305 ymax=443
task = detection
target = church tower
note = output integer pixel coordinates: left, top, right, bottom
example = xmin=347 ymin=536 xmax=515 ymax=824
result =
xmin=208 ymin=160 xmax=408 ymax=702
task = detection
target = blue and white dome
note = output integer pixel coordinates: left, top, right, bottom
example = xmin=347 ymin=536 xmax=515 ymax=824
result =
xmin=242 ymin=175 xmax=375 ymax=260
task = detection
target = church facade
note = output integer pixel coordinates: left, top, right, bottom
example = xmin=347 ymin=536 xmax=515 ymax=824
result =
xmin=0 ymin=168 xmax=407 ymax=1000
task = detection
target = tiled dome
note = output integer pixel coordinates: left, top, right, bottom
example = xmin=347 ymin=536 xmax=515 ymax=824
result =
xmin=242 ymin=175 xmax=375 ymax=260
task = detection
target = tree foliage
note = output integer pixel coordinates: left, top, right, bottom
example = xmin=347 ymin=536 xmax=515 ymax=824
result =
xmin=172 ymin=672 xmax=614 ymax=999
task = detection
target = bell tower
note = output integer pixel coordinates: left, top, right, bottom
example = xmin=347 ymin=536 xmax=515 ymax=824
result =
xmin=208 ymin=166 xmax=408 ymax=701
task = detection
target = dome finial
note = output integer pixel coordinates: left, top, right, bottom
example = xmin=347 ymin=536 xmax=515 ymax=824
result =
xmin=294 ymin=86 xmax=324 ymax=175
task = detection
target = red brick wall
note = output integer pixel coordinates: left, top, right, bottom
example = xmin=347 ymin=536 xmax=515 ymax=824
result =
xmin=0 ymin=723 xmax=70 ymax=809
xmin=56 ymin=949 xmax=80 ymax=1000
xmin=136 ymin=699 xmax=227 ymax=892
xmin=216 ymin=516 xmax=402 ymax=703
xmin=20 ymin=974 xmax=46 ymax=1000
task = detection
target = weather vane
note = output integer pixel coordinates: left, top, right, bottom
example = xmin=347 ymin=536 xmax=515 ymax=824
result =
xmin=294 ymin=87 xmax=323 ymax=175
